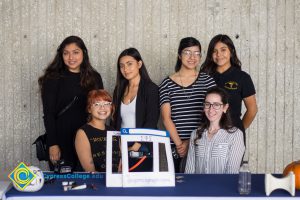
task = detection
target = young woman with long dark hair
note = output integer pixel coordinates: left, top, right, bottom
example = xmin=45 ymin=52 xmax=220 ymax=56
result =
xmin=159 ymin=37 xmax=216 ymax=172
xmin=201 ymin=34 xmax=257 ymax=143
xmin=112 ymin=47 xmax=159 ymax=171
xmin=39 ymin=36 xmax=103 ymax=169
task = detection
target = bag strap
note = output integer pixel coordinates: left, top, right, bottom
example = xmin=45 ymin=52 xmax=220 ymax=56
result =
xmin=57 ymin=96 xmax=78 ymax=117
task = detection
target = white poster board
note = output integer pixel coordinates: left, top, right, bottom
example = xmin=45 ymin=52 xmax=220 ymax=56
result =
xmin=106 ymin=128 xmax=175 ymax=187
xmin=106 ymin=131 xmax=122 ymax=187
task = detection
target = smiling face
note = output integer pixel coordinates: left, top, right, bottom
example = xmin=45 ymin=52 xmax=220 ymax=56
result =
xmin=212 ymin=42 xmax=231 ymax=69
xmin=62 ymin=43 xmax=83 ymax=73
xmin=119 ymin=55 xmax=142 ymax=81
xmin=179 ymin=45 xmax=201 ymax=70
xmin=88 ymin=100 xmax=112 ymax=121
xmin=204 ymin=93 xmax=229 ymax=124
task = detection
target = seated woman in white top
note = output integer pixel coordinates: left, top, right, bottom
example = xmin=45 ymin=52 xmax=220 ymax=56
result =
xmin=185 ymin=87 xmax=245 ymax=174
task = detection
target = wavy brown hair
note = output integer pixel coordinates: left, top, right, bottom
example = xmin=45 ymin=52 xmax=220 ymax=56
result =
xmin=200 ymin=34 xmax=241 ymax=75
xmin=38 ymin=36 xmax=101 ymax=92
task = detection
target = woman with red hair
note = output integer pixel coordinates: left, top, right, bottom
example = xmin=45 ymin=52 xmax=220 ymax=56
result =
xmin=75 ymin=89 xmax=119 ymax=172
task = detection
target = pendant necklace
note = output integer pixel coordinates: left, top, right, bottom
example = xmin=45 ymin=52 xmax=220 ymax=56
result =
xmin=179 ymin=71 xmax=197 ymax=100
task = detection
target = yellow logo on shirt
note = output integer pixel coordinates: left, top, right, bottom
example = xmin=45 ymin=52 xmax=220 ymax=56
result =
xmin=224 ymin=81 xmax=238 ymax=90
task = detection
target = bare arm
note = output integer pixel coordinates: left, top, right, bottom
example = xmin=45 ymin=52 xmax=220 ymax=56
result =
xmin=161 ymin=103 xmax=187 ymax=157
xmin=75 ymin=129 xmax=96 ymax=172
xmin=242 ymin=95 xmax=258 ymax=129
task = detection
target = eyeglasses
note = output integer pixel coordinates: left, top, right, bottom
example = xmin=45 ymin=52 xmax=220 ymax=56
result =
xmin=203 ymin=102 xmax=223 ymax=110
xmin=92 ymin=101 xmax=112 ymax=108
xmin=182 ymin=50 xmax=202 ymax=58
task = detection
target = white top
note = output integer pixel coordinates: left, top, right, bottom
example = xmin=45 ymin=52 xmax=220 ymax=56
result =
xmin=185 ymin=128 xmax=245 ymax=174
xmin=120 ymin=96 xmax=137 ymax=128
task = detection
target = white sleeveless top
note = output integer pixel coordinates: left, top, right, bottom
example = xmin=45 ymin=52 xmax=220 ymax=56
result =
xmin=120 ymin=96 xmax=137 ymax=128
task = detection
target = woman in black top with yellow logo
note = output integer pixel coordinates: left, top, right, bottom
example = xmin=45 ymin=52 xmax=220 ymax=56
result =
xmin=201 ymin=34 xmax=258 ymax=143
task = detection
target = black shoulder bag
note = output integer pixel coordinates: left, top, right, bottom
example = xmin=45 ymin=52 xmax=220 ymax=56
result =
xmin=33 ymin=96 xmax=78 ymax=161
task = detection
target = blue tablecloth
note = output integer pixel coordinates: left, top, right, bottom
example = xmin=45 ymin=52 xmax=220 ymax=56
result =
xmin=4 ymin=173 xmax=300 ymax=198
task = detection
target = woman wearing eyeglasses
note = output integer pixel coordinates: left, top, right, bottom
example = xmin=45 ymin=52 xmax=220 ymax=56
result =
xmin=200 ymin=34 xmax=257 ymax=144
xmin=159 ymin=37 xmax=215 ymax=173
xmin=75 ymin=89 xmax=119 ymax=172
xmin=112 ymin=48 xmax=159 ymax=172
xmin=185 ymin=87 xmax=245 ymax=174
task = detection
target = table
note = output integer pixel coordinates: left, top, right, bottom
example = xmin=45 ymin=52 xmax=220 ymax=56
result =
xmin=3 ymin=173 xmax=300 ymax=199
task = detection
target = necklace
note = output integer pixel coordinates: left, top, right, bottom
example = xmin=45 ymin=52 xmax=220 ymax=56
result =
xmin=123 ymin=85 xmax=138 ymax=104
xmin=208 ymin=129 xmax=219 ymax=135
xmin=207 ymin=128 xmax=220 ymax=139
xmin=178 ymin=71 xmax=197 ymax=100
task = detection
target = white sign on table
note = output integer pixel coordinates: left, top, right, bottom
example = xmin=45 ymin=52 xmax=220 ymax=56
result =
xmin=106 ymin=128 xmax=175 ymax=187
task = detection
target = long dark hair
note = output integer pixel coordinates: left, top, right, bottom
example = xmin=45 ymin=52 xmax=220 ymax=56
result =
xmin=38 ymin=35 xmax=100 ymax=91
xmin=194 ymin=87 xmax=236 ymax=143
xmin=200 ymin=34 xmax=241 ymax=75
xmin=175 ymin=37 xmax=201 ymax=72
xmin=112 ymin=48 xmax=151 ymax=120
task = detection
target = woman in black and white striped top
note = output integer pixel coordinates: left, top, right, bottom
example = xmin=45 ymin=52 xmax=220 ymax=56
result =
xmin=159 ymin=37 xmax=215 ymax=172
xmin=185 ymin=87 xmax=245 ymax=174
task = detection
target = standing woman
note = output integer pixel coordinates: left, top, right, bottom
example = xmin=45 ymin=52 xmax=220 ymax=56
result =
xmin=112 ymin=48 xmax=159 ymax=171
xmin=200 ymin=34 xmax=258 ymax=142
xmin=159 ymin=37 xmax=216 ymax=172
xmin=39 ymin=36 xmax=103 ymax=169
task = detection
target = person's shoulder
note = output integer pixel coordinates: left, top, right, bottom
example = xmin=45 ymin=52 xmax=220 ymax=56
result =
xmin=231 ymin=67 xmax=251 ymax=77
xmin=42 ymin=76 xmax=62 ymax=89
xmin=144 ymin=79 xmax=158 ymax=89
xmin=191 ymin=128 xmax=198 ymax=138
xmin=76 ymin=126 xmax=88 ymax=138
xmin=225 ymin=127 xmax=243 ymax=136
xmin=198 ymin=72 xmax=215 ymax=85
xmin=90 ymin=70 xmax=103 ymax=81
xmin=159 ymin=76 xmax=172 ymax=87
xmin=105 ymin=125 xmax=115 ymax=131
xmin=238 ymin=69 xmax=251 ymax=77
xmin=92 ymin=69 xmax=101 ymax=76
xmin=199 ymin=71 xmax=210 ymax=77
xmin=199 ymin=72 xmax=214 ymax=80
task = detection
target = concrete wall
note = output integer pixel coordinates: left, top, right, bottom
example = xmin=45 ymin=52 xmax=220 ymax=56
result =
xmin=0 ymin=0 xmax=299 ymax=173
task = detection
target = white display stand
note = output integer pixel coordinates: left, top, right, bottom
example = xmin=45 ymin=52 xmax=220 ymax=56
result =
xmin=106 ymin=128 xmax=175 ymax=187
xmin=105 ymin=131 xmax=122 ymax=187
xmin=265 ymin=172 xmax=295 ymax=196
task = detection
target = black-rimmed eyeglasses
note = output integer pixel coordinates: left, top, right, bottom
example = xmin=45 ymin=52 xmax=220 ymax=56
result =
xmin=203 ymin=102 xmax=223 ymax=110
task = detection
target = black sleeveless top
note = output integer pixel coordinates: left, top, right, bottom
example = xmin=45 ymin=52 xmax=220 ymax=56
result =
xmin=80 ymin=124 xmax=120 ymax=172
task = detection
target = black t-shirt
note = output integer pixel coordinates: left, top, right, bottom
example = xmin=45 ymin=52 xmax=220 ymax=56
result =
xmin=212 ymin=67 xmax=256 ymax=131
xmin=80 ymin=124 xmax=120 ymax=172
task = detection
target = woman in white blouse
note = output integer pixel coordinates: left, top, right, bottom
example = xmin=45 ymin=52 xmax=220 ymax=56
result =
xmin=185 ymin=87 xmax=245 ymax=174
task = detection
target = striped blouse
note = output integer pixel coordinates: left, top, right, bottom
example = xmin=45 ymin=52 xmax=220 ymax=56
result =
xmin=185 ymin=128 xmax=245 ymax=174
xmin=159 ymin=72 xmax=215 ymax=142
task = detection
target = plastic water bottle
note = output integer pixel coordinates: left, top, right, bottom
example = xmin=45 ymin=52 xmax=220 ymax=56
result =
xmin=238 ymin=161 xmax=251 ymax=195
